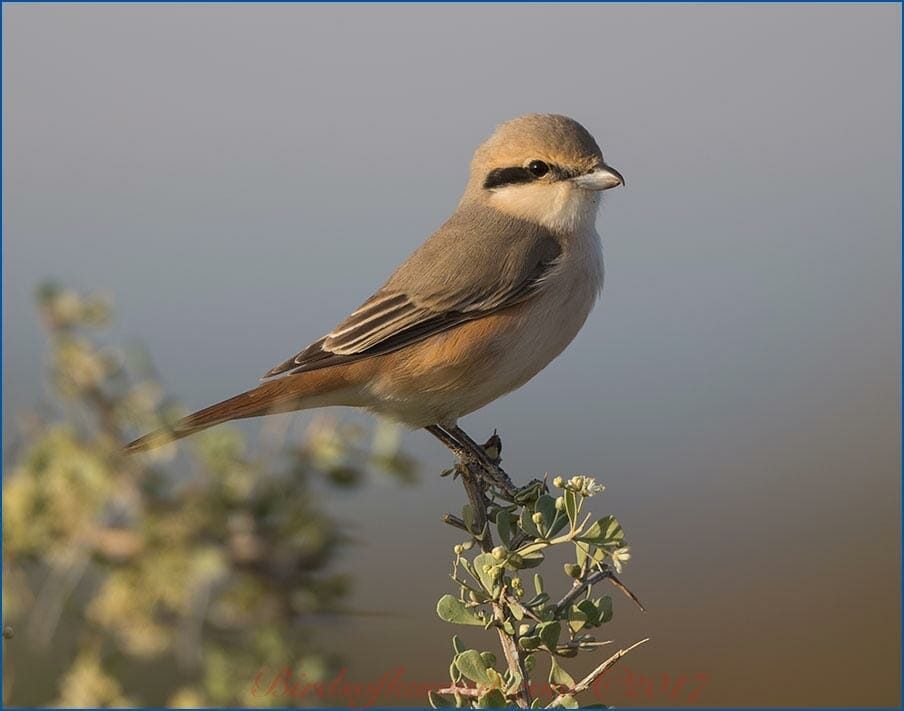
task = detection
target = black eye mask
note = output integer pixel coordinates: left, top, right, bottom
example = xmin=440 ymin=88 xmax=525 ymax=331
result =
xmin=483 ymin=166 xmax=537 ymax=190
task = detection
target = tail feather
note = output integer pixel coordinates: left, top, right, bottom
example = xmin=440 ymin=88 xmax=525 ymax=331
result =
xmin=124 ymin=370 xmax=350 ymax=454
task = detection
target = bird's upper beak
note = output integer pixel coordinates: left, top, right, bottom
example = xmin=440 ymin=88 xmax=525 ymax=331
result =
xmin=571 ymin=164 xmax=625 ymax=191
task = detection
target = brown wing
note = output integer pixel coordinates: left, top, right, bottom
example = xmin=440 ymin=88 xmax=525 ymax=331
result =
xmin=262 ymin=205 xmax=562 ymax=379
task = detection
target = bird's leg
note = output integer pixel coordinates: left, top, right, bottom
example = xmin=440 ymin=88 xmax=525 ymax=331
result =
xmin=425 ymin=424 xmax=468 ymax=459
xmin=447 ymin=425 xmax=518 ymax=497
xmin=425 ymin=424 xmax=516 ymax=496
xmin=449 ymin=427 xmax=547 ymax=504
xmin=425 ymin=424 xmax=482 ymax=479
xmin=426 ymin=424 xmax=492 ymax=510
xmin=427 ymin=425 xmax=545 ymax=505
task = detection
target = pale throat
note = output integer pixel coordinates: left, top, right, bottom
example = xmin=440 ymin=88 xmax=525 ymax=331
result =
xmin=487 ymin=182 xmax=601 ymax=235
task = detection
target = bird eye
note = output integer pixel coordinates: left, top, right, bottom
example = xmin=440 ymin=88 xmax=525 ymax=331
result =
xmin=527 ymin=160 xmax=549 ymax=177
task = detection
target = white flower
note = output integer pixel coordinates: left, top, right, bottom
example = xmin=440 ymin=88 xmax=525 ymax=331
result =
xmin=610 ymin=546 xmax=631 ymax=573
xmin=581 ymin=476 xmax=606 ymax=497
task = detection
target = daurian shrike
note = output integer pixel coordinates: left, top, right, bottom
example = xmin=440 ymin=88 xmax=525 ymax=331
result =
xmin=127 ymin=114 xmax=623 ymax=486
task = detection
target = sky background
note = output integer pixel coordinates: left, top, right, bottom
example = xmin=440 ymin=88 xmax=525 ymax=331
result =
xmin=3 ymin=3 xmax=901 ymax=707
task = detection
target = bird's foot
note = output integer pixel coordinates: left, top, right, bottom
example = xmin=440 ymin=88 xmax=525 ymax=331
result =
xmin=426 ymin=424 xmax=520 ymax=498
xmin=455 ymin=448 xmax=517 ymax=499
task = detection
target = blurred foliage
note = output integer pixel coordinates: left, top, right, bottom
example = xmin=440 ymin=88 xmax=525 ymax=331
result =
xmin=433 ymin=473 xmax=638 ymax=709
xmin=2 ymin=283 xmax=416 ymax=707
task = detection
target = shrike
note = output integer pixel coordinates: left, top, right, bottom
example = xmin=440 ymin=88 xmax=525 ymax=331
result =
xmin=126 ymin=114 xmax=623 ymax=487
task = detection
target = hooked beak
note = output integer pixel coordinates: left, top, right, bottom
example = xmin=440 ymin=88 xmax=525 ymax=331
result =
xmin=571 ymin=163 xmax=625 ymax=191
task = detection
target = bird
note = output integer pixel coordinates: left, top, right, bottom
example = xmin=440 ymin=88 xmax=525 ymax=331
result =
xmin=125 ymin=114 xmax=624 ymax=489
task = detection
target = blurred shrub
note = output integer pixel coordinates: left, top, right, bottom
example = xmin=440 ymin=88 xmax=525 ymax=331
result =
xmin=2 ymin=283 xmax=415 ymax=707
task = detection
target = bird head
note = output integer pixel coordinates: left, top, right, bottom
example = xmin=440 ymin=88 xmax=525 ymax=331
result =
xmin=464 ymin=114 xmax=623 ymax=234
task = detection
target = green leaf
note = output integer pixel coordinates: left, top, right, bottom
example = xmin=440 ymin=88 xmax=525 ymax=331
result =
xmin=517 ymin=541 xmax=547 ymax=557
xmin=600 ymin=515 xmax=624 ymax=543
xmin=455 ymin=649 xmax=492 ymax=684
xmin=476 ymin=689 xmax=507 ymax=708
xmin=497 ymin=511 xmax=514 ymax=547
xmin=437 ymin=595 xmax=484 ymax=626
xmin=480 ymin=651 xmax=497 ymax=669
xmin=473 ymin=553 xmax=500 ymax=592
xmin=577 ymin=599 xmax=601 ymax=627
xmin=548 ymin=511 xmax=569 ymax=538
xmin=533 ymin=574 xmax=544 ymax=596
xmin=568 ymin=607 xmax=588 ymax=633
xmin=548 ymin=658 xmax=576 ymax=692
xmin=515 ymin=550 xmax=545 ymax=569
xmin=564 ymin=563 xmax=582 ymax=578
xmin=429 ymin=690 xmax=454 ymax=708
xmin=558 ymin=694 xmax=579 ymax=709
xmin=452 ymin=635 xmax=466 ymax=654
xmin=508 ymin=599 xmax=526 ymax=621
xmin=524 ymin=654 xmax=536 ymax=674
xmin=597 ymin=595 xmax=613 ymax=624
xmin=520 ymin=507 xmax=541 ymax=538
xmin=523 ymin=592 xmax=549 ymax=608
xmin=534 ymin=495 xmax=557 ymax=536
xmin=577 ymin=515 xmax=623 ymax=546
xmin=564 ymin=489 xmax=578 ymax=525
xmin=518 ymin=635 xmax=541 ymax=651
xmin=538 ymin=620 xmax=561 ymax=651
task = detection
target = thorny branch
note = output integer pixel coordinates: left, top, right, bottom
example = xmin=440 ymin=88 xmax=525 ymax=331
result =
xmin=555 ymin=567 xmax=646 ymax=616
xmin=440 ymin=432 xmax=646 ymax=709
xmin=455 ymin=455 xmax=533 ymax=708
xmin=547 ymin=637 xmax=651 ymax=708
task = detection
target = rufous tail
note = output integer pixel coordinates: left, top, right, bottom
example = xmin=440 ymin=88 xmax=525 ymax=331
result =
xmin=124 ymin=370 xmax=349 ymax=454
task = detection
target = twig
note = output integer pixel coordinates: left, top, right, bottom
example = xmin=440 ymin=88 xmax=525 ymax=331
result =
xmin=547 ymin=637 xmax=651 ymax=708
xmin=555 ymin=640 xmax=614 ymax=652
xmin=442 ymin=513 xmax=468 ymax=532
xmin=609 ymin=571 xmax=646 ymax=612
xmin=456 ymin=452 xmax=532 ymax=708
xmin=554 ymin=567 xmax=645 ymax=615
xmin=555 ymin=569 xmax=611 ymax=615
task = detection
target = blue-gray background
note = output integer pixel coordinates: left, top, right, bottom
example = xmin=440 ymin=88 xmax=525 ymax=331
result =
xmin=3 ymin=3 xmax=901 ymax=706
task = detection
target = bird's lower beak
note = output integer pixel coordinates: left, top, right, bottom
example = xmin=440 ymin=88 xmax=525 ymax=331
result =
xmin=571 ymin=164 xmax=625 ymax=191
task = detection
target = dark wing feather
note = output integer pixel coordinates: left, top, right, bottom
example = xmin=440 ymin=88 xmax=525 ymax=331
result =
xmin=262 ymin=206 xmax=562 ymax=380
